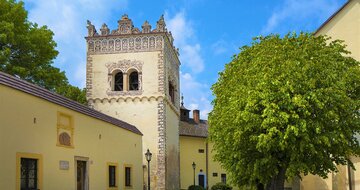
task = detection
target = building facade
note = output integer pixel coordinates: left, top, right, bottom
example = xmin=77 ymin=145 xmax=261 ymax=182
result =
xmin=85 ymin=15 xmax=181 ymax=190
xmin=0 ymin=72 xmax=143 ymax=190
xmin=179 ymin=102 xmax=232 ymax=189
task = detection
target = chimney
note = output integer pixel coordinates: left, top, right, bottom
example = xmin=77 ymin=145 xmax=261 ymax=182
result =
xmin=193 ymin=109 xmax=200 ymax=124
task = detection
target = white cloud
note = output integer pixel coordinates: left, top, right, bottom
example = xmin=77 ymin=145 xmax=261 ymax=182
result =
xmin=165 ymin=11 xmax=204 ymax=73
xmin=165 ymin=11 xmax=211 ymax=119
xmin=23 ymin=0 xmax=128 ymax=87
xmin=75 ymin=62 xmax=86 ymax=88
xmin=262 ymin=0 xmax=340 ymax=34
xmin=211 ymin=39 xmax=228 ymax=55
xmin=166 ymin=11 xmax=193 ymax=45
xmin=181 ymin=44 xmax=204 ymax=73
xmin=180 ymin=72 xmax=212 ymax=119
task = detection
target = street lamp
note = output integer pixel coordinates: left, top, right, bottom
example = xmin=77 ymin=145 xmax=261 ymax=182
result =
xmin=145 ymin=149 xmax=152 ymax=190
xmin=192 ymin=162 xmax=196 ymax=186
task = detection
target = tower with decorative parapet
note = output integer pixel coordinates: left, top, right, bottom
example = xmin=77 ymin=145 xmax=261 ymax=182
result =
xmin=85 ymin=15 xmax=180 ymax=190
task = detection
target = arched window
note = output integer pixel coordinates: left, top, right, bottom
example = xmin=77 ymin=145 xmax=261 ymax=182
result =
xmin=129 ymin=71 xmax=139 ymax=91
xmin=114 ymin=72 xmax=123 ymax=91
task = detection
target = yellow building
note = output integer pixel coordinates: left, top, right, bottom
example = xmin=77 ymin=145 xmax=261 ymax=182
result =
xmin=300 ymin=0 xmax=360 ymax=189
xmin=0 ymin=71 xmax=143 ymax=190
xmin=179 ymin=101 xmax=234 ymax=190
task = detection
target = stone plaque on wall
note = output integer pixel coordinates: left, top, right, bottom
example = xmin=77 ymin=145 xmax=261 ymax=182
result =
xmin=59 ymin=160 xmax=69 ymax=170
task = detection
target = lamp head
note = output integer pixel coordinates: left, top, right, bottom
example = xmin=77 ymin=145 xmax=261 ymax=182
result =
xmin=145 ymin=149 xmax=152 ymax=162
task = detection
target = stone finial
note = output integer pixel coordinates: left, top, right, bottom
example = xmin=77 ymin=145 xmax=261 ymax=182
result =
xmin=100 ymin=23 xmax=110 ymax=36
xmin=86 ymin=20 xmax=98 ymax=37
xmin=142 ymin=21 xmax=151 ymax=33
xmin=121 ymin=14 xmax=129 ymax=20
xmin=117 ymin=14 xmax=133 ymax=34
xmin=156 ymin=15 xmax=166 ymax=32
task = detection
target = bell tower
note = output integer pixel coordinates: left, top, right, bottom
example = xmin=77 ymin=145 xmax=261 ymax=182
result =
xmin=85 ymin=15 xmax=180 ymax=190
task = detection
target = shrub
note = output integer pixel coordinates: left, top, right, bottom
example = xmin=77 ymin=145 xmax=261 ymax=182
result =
xmin=211 ymin=182 xmax=232 ymax=190
xmin=188 ymin=185 xmax=205 ymax=190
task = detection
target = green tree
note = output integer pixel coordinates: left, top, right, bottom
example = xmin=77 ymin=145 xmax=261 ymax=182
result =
xmin=0 ymin=0 xmax=86 ymax=104
xmin=56 ymin=85 xmax=87 ymax=104
xmin=208 ymin=33 xmax=360 ymax=190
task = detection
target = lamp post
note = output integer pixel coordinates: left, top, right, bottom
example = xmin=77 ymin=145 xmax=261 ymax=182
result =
xmin=145 ymin=149 xmax=152 ymax=190
xmin=192 ymin=162 xmax=196 ymax=186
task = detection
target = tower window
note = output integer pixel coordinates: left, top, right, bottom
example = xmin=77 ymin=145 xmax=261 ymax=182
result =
xmin=129 ymin=71 xmax=139 ymax=90
xmin=169 ymin=82 xmax=175 ymax=104
xmin=114 ymin=72 xmax=123 ymax=91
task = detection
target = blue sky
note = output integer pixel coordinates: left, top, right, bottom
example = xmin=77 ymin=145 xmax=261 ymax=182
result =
xmin=23 ymin=0 xmax=346 ymax=119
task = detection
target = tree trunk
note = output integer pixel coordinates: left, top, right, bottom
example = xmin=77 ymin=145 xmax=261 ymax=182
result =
xmin=256 ymin=182 xmax=264 ymax=190
xmin=265 ymin=167 xmax=286 ymax=190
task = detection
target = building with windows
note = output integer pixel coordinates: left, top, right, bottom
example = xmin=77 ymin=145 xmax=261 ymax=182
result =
xmin=0 ymin=72 xmax=143 ymax=190
xmin=178 ymin=101 xmax=230 ymax=189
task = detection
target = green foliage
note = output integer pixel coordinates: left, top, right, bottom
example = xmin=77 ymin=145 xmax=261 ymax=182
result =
xmin=56 ymin=85 xmax=87 ymax=104
xmin=188 ymin=185 xmax=205 ymax=190
xmin=211 ymin=182 xmax=233 ymax=190
xmin=209 ymin=33 xmax=360 ymax=188
xmin=0 ymin=0 xmax=86 ymax=104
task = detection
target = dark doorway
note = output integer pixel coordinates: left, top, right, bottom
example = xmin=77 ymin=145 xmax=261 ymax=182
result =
xmin=77 ymin=161 xmax=87 ymax=190
xmin=198 ymin=174 xmax=205 ymax=188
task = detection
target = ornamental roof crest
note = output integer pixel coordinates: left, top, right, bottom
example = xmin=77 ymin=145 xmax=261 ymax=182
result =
xmin=86 ymin=14 xmax=170 ymax=37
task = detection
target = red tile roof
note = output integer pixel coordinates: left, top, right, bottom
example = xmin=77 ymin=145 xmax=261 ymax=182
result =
xmin=179 ymin=119 xmax=208 ymax=138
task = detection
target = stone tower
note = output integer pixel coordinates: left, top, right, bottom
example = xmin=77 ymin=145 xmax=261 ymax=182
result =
xmin=85 ymin=15 xmax=180 ymax=189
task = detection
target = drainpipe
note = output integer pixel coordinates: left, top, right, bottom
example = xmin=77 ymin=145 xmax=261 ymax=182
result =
xmin=348 ymin=163 xmax=353 ymax=190
xmin=206 ymin=142 xmax=209 ymax=189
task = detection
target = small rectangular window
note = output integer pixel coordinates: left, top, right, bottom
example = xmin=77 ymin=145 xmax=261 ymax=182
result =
xmin=109 ymin=165 xmax=116 ymax=187
xmin=125 ymin=166 xmax=132 ymax=187
xmin=213 ymin=172 xmax=218 ymax=177
xmin=198 ymin=149 xmax=205 ymax=153
xmin=221 ymin=173 xmax=227 ymax=184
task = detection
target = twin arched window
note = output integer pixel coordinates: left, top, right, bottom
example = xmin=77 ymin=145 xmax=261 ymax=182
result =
xmin=113 ymin=70 xmax=139 ymax=91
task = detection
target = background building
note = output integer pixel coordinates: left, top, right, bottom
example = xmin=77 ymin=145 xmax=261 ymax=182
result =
xmin=179 ymin=100 xmax=231 ymax=189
